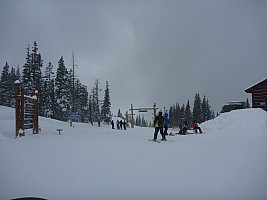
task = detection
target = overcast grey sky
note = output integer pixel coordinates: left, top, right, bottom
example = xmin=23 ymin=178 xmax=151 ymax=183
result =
xmin=0 ymin=0 xmax=267 ymax=116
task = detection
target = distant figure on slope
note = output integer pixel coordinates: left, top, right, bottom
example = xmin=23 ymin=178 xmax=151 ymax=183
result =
xmin=120 ymin=120 xmax=123 ymax=130
xmin=111 ymin=120 xmax=115 ymax=129
xmin=163 ymin=111 xmax=170 ymax=135
xmin=178 ymin=120 xmax=188 ymax=135
xmin=192 ymin=120 xmax=202 ymax=133
xmin=116 ymin=120 xmax=120 ymax=129
xmin=123 ymin=120 xmax=127 ymax=130
xmin=153 ymin=111 xmax=166 ymax=141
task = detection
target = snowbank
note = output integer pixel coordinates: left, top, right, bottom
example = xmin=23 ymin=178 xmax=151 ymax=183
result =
xmin=201 ymin=108 xmax=267 ymax=133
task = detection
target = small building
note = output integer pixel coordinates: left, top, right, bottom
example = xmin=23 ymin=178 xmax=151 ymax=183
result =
xmin=221 ymin=101 xmax=246 ymax=113
xmin=245 ymin=78 xmax=267 ymax=111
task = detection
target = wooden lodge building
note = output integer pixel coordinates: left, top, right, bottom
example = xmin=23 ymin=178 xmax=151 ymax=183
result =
xmin=245 ymin=78 xmax=267 ymax=111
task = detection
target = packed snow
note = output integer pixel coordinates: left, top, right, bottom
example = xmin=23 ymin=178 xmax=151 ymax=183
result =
xmin=0 ymin=106 xmax=267 ymax=200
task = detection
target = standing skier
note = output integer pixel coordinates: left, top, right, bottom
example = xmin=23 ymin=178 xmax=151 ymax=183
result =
xmin=163 ymin=112 xmax=170 ymax=135
xmin=153 ymin=111 xmax=166 ymax=141
xmin=111 ymin=120 xmax=114 ymax=129
xmin=192 ymin=120 xmax=202 ymax=133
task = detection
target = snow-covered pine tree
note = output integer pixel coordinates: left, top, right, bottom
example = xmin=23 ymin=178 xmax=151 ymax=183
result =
xmin=101 ymin=81 xmax=111 ymax=124
xmin=31 ymin=42 xmax=43 ymax=93
xmin=91 ymin=79 xmax=101 ymax=122
xmin=9 ymin=67 xmax=18 ymax=107
xmin=55 ymin=56 xmax=70 ymax=121
xmin=22 ymin=44 xmax=31 ymax=94
xmin=74 ymin=79 xmax=89 ymax=123
xmin=22 ymin=42 xmax=43 ymax=96
xmin=42 ymin=62 xmax=56 ymax=118
xmin=0 ymin=62 xmax=11 ymax=106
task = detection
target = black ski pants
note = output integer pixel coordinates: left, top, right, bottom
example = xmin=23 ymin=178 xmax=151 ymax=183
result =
xmin=154 ymin=127 xmax=166 ymax=140
xmin=164 ymin=125 xmax=168 ymax=135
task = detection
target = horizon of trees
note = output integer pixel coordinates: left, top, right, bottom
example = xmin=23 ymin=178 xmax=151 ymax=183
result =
xmin=0 ymin=41 xmax=111 ymax=124
xmin=169 ymin=93 xmax=215 ymax=127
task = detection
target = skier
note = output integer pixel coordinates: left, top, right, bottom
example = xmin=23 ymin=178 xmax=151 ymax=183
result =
xmin=153 ymin=111 xmax=166 ymax=141
xmin=163 ymin=111 xmax=170 ymax=135
xmin=123 ymin=120 xmax=127 ymax=130
xmin=192 ymin=120 xmax=202 ymax=133
xmin=178 ymin=120 xmax=188 ymax=135
xmin=111 ymin=120 xmax=114 ymax=129
xmin=116 ymin=120 xmax=120 ymax=129
xmin=120 ymin=120 xmax=123 ymax=130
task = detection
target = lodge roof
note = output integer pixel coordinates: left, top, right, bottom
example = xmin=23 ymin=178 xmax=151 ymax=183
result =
xmin=245 ymin=78 xmax=267 ymax=93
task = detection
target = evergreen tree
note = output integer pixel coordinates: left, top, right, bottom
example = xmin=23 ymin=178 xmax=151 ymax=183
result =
xmin=74 ymin=80 xmax=89 ymax=122
xmin=31 ymin=42 xmax=43 ymax=93
xmin=42 ymin=62 xmax=56 ymax=118
xmin=0 ymin=62 xmax=11 ymax=106
xmin=184 ymin=100 xmax=192 ymax=125
xmin=201 ymin=96 xmax=208 ymax=122
xmin=169 ymin=105 xmax=174 ymax=127
xmin=91 ymin=79 xmax=101 ymax=122
xmin=9 ymin=67 xmax=17 ymax=107
xmin=55 ymin=56 xmax=70 ymax=121
xmin=16 ymin=66 xmax=21 ymax=81
xmin=193 ymin=93 xmax=202 ymax=123
xmin=180 ymin=104 xmax=185 ymax=122
xmin=22 ymin=42 xmax=43 ymax=95
xmin=117 ymin=109 xmax=122 ymax=118
xmin=101 ymin=81 xmax=111 ymax=124
xmin=22 ymin=44 xmax=31 ymax=94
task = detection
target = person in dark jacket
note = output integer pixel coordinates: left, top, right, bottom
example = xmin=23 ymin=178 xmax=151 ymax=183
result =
xmin=192 ymin=120 xmax=202 ymax=133
xmin=111 ymin=120 xmax=114 ymax=129
xmin=153 ymin=111 xmax=166 ymax=141
xmin=178 ymin=120 xmax=188 ymax=135
xmin=163 ymin=112 xmax=170 ymax=135
xmin=120 ymin=120 xmax=123 ymax=130
xmin=123 ymin=120 xmax=127 ymax=130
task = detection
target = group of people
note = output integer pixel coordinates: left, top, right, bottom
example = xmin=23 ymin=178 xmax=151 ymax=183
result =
xmin=111 ymin=120 xmax=127 ymax=130
xmin=153 ymin=111 xmax=202 ymax=141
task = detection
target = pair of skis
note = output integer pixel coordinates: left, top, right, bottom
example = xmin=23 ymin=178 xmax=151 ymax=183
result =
xmin=148 ymin=139 xmax=170 ymax=143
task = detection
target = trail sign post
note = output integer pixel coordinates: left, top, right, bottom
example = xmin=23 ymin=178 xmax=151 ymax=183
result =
xmin=129 ymin=103 xmax=157 ymax=128
xmin=69 ymin=112 xmax=80 ymax=118
xmin=15 ymin=81 xmax=39 ymax=137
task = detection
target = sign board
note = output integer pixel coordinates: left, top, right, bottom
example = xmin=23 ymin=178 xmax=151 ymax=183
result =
xmin=138 ymin=108 xmax=148 ymax=112
xmin=69 ymin=112 xmax=80 ymax=118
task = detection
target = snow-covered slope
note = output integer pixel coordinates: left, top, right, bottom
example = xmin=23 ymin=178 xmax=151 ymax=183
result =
xmin=0 ymin=106 xmax=267 ymax=200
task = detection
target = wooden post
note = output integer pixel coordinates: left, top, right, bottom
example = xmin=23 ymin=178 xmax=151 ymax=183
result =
xmin=20 ymin=88 xmax=25 ymax=136
xmin=153 ymin=102 xmax=157 ymax=121
xmin=15 ymin=81 xmax=21 ymax=137
xmin=126 ymin=111 xmax=129 ymax=128
xmin=32 ymin=90 xmax=39 ymax=134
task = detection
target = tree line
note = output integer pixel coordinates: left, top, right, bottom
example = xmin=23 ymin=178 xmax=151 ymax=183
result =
xmin=0 ymin=41 xmax=111 ymax=124
xmin=169 ymin=93 xmax=215 ymax=127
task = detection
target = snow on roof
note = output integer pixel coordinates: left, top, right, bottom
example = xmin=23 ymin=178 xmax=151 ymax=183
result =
xmin=245 ymin=78 xmax=267 ymax=93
